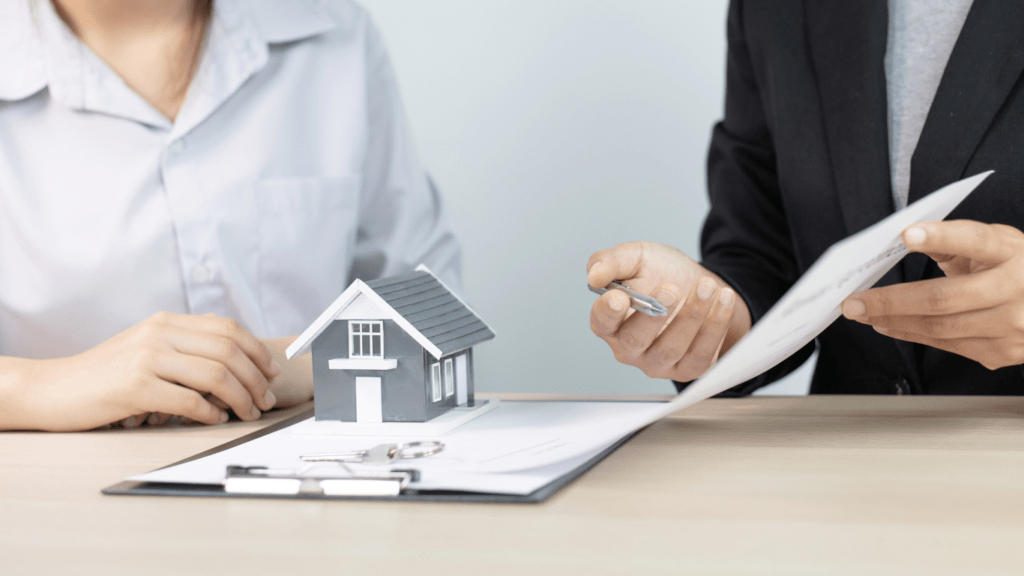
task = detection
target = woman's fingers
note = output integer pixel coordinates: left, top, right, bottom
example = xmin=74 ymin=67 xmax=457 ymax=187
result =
xmin=150 ymin=351 xmax=263 ymax=421
xmin=165 ymin=325 xmax=276 ymax=411
xmin=206 ymin=394 xmax=230 ymax=411
xmin=142 ymin=313 xmax=278 ymax=412
xmin=146 ymin=412 xmax=173 ymax=426
xmin=120 ymin=413 xmax=148 ymax=428
xmin=122 ymin=412 xmax=173 ymax=427
xmin=137 ymin=379 xmax=229 ymax=425
xmin=194 ymin=315 xmax=280 ymax=380
xmin=156 ymin=313 xmax=280 ymax=380
xmin=24 ymin=313 xmax=278 ymax=431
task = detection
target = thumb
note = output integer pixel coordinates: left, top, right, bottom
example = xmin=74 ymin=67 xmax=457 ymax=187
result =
xmin=587 ymin=243 xmax=645 ymax=288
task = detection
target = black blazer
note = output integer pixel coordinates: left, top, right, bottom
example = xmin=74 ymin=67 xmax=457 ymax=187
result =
xmin=695 ymin=0 xmax=1024 ymax=396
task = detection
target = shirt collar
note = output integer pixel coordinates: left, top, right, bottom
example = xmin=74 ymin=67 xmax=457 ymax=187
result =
xmin=0 ymin=0 xmax=337 ymax=107
xmin=0 ymin=1 xmax=48 ymax=100
xmin=246 ymin=0 xmax=339 ymax=44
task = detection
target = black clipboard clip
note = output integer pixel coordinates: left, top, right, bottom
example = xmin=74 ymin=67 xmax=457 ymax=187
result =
xmin=225 ymin=464 xmax=421 ymax=497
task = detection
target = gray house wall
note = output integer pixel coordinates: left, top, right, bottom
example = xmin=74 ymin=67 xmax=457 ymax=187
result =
xmin=420 ymin=350 xmax=460 ymax=421
xmin=311 ymin=319 xmax=427 ymax=422
xmin=464 ymin=348 xmax=476 ymax=407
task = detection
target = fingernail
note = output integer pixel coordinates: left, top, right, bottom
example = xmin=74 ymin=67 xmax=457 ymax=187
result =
xmin=654 ymin=289 xmax=677 ymax=308
xmin=607 ymin=295 xmax=625 ymax=312
xmin=219 ymin=412 xmax=229 ymax=424
xmin=696 ymin=279 xmax=715 ymax=301
xmin=843 ymin=299 xmax=866 ymax=318
xmin=263 ymin=389 xmax=277 ymax=409
xmin=874 ymin=326 xmax=890 ymax=334
xmin=720 ymin=288 xmax=735 ymax=307
xmin=588 ymin=261 xmax=603 ymax=281
xmin=270 ymin=359 xmax=282 ymax=377
xmin=250 ymin=406 xmax=262 ymax=420
xmin=905 ymin=227 xmax=927 ymax=246
xmin=146 ymin=413 xmax=161 ymax=426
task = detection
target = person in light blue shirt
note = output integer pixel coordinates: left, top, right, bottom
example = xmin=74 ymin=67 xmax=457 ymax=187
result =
xmin=0 ymin=0 xmax=461 ymax=431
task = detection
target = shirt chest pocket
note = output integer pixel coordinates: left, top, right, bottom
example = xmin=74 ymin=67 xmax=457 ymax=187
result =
xmin=254 ymin=176 xmax=361 ymax=336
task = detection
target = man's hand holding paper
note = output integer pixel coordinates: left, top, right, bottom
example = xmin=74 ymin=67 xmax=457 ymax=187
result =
xmin=843 ymin=219 xmax=1024 ymax=370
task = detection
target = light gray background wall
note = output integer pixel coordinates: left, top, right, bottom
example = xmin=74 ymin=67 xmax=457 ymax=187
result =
xmin=359 ymin=0 xmax=814 ymax=395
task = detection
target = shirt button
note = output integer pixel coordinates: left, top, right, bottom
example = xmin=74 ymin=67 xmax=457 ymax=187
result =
xmin=192 ymin=264 xmax=213 ymax=283
xmin=168 ymin=139 xmax=186 ymax=155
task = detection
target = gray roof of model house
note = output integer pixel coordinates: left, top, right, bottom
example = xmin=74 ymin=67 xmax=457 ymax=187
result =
xmin=364 ymin=270 xmax=495 ymax=356
xmin=286 ymin=266 xmax=495 ymax=360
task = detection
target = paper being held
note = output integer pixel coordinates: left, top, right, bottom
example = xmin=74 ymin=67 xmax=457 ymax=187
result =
xmin=677 ymin=170 xmax=991 ymax=403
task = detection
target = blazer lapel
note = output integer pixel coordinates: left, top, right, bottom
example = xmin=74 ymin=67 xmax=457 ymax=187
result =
xmin=806 ymin=0 xmax=894 ymax=239
xmin=905 ymin=0 xmax=1024 ymax=282
xmin=806 ymin=1 xmax=918 ymax=379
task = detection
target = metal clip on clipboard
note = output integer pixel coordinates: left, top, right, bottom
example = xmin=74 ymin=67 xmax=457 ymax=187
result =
xmin=224 ymin=441 xmax=443 ymax=497
xmin=224 ymin=465 xmax=420 ymax=497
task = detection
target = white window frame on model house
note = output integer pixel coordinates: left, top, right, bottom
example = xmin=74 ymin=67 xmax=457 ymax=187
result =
xmin=444 ymin=358 xmax=454 ymax=398
xmin=431 ymin=363 xmax=442 ymax=402
xmin=348 ymin=321 xmax=383 ymax=359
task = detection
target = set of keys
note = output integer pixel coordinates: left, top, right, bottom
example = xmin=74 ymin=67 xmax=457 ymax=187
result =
xmin=300 ymin=441 xmax=444 ymax=465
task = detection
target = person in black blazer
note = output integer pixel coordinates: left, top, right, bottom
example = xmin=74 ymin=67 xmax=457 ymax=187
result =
xmin=587 ymin=0 xmax=1024 ymax=396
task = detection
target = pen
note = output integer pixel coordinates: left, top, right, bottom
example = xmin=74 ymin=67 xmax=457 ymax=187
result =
xmin=588 ymin=280 xmax=669 ymax=316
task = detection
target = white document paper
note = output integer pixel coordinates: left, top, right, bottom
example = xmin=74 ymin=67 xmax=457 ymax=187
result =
xmin=130 ymin=401 xmax=667 ymax=495
xmin=469 ymin=171 xmax=991 ymax=472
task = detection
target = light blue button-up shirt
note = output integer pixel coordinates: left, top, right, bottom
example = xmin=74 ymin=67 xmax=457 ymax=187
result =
xmin=0 ymin=0 xmax=462 ymax=359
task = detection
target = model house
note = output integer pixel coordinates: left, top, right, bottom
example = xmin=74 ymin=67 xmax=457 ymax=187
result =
xmin=286 ymin=266 xmax=495 ymax=423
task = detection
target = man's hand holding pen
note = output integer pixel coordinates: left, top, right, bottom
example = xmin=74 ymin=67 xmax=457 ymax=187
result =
xmin=587 ymin=241 xmax=751 ymax=382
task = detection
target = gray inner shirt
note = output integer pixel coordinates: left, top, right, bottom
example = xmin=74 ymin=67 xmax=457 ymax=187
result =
xmin=885 ymin=0 xmax=974 ymax=210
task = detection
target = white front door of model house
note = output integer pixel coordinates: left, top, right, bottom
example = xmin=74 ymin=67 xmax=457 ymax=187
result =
xmin=355 ymin=377 xmax=383 ymax=423
xmin=455 ymin=354 xmax=468 ymax=406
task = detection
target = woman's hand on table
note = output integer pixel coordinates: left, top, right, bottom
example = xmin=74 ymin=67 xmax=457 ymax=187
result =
xmin=843 ymin=220 xmax=1024 ymax=370
xmin=6 ymin=312 xmax=280 ymax=431
xmin=119 ymin=336 xmax=312 ymax=428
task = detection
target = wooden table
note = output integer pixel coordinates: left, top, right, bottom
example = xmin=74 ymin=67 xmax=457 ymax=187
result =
xmin=3 ymin=395 xmax=1023 ymax=575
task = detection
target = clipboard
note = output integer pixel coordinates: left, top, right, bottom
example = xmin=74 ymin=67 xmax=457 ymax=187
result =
xmin=102 ymin=407 xmax=641 ymax=504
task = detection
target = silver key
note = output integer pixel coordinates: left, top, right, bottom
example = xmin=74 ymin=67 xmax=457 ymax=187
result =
xmin=300 ymin=443 xmax=398 ymax=464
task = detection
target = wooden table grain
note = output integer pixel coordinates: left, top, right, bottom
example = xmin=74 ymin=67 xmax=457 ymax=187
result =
xmin=2 ymin=394 xmax=1023 ymax=575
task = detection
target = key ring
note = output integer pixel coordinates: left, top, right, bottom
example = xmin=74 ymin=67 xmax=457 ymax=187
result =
xmin=391 ymin=441 xmax=444 ymax=459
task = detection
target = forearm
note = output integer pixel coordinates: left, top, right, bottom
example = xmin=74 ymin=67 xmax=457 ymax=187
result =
xmin=0 ymin=356 xmax=55 ymax=431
